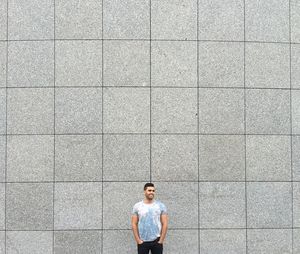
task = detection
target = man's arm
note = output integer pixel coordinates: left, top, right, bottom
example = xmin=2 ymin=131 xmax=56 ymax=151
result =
xmin=131 ymin=215 xmax=143 ymax=244
xmin=158 ymin=214 xmax=168 ymax=244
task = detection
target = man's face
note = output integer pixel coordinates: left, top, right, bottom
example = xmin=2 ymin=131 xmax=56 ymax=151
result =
xmin=144 ymin=187 xmax=155 ymax=200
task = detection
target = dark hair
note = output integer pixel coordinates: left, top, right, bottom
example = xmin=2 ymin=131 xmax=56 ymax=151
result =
xmin=144 ymin=183 xmax=154 ymax=190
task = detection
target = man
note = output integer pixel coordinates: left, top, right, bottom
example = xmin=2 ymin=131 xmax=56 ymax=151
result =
xmin=131 ymin=183 xmax=168 ymax=254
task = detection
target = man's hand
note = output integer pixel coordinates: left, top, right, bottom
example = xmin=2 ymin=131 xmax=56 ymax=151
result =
xmin=137 ymin=240 xmax=144 ymax=245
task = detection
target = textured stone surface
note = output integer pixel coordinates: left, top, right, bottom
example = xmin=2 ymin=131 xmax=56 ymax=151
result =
xmin=0 ymin=42 xmax=6 ymax=88
xmin=0 ymin=137 xmax=4 ymax=182
xmin=56 ymin=41 xmax=102 ymax=87
xmin=54 ymin=231 xmax=102 ymax=254
xmin=247 ymin=229 xmax=292 ymax=254
xmin=55 ymin=135 xmax=102 ymax=181
xmin=245 ymin=0 xmax=289 ymax=42
xmin=54 ymin=182 xmax=102 ymax=229
xmin=294 ymin=229 xmax=300 ymax=253
xmin=247 ymin=182 xmax=292 ymax=228
xmin=294 ymin=182 xmax=300 ymax=227
xmin=293 ymin=136 xmax=300 ymax=181
xmin=0 ymin=89 xmax=5 ymax=134
xmin=0 ymin=231 xmax=4 ymax=254
xmin=0 ymin=184 xmax=4 ymax=230
xmin=0 ymin=0 xmax=6 ymax=40
xmin=6 ymin=231 xmax=53 ymax=254
xmin=6 ymin=183 xmax=53 ymax=230
xmin=292 ymin=90 xmax=300 ymax=134
xmin=103 ymin=230 xmax=137 ymax=254
xmin=291 ymin=0 xmax=300 ymax=43
xmin=55 ymin=0 xmax=102 ymax=39
xmin=200 ymin=229 xmax=246 ymax=254
xmin=7 ymin=135 xmax=54 ymax=182
xmin=292 ymin=45 xmax=300 ymax=89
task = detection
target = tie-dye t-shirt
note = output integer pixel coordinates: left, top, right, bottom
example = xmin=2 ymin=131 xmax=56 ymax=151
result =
xmin=132 ymin=200 xmax=167 ymax=242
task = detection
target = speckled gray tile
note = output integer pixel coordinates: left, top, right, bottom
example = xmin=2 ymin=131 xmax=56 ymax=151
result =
xmin=103 ymin=135 xmax=149 ymax=181
xmin=292 ymin=45 xmax=300 ymax=89
xmin=199 ymin=135 xmax=245 ymax=181
xmin=7 ymin=88 xmax=54 ymax=134
xmin=6 ymin=231 xmax=53 ymax=254
xmin=294 ymin=182 xmax=300 ymax=227
xmin=6 ymin=183 xmax=53 ymax=230
xmin=246 ymin=135 xmax=291 ymax=181
xmin=103 ymin=0 xmax=149 ymax=39
xmin=154 ymin=182 xmax=198 ymax=229
xmin=0 ymin=137 xmax=5 ymax=182
xmin=55 ymin=135 xmax=102 ymax=181
xmin=103 ymin=88 xmax=150 ymax=133
xmin=0 ymin=231 xmax=4 ymax=254
xmin=291 ymin=0 xmax=300 ymax=43
xmin=7 ymin=135 xmax=54 ymax=182
xmin=55 ymin=0 xmax=102 ymax=39
xmin=55 ymin=88 xmax=102 ymax=134
xmin=247 ymin=229 xmax=292 ymax=254
xmin=199 ymin=88 xmax=244 ymax=134
xmin=103 ymin=182 xmax=142 ymax=229
xmin=199 ymin=42 xmax=243 ymax=88
xmin=54 ymin=231 xmax=102 ymax=254
xmin=293 ymin=136 xmax=300 ymax=181
xmin=152 ymin=135 xmax=198 ymax=181
xmin=0 ymin=184 xmax=4 ymax=230
xmin=200 ymin=229 xmax=246 ymax=254
xmin=0 ymin=42 xmax=6 ymax=88
xmin=292 ymin=90 xmax=300 ymax=134
xmin=245 ymin=0 xmax=289 ymax=42
xmin=8 ymin=41 xmax=54 ymax=87
xmin=247 ymin=182 xmax=292 ymax=228
xmin=103 ymin=41 xmax=149 ymax=87
xmin=246 ymin=89 xmax=290 ymax=134
xmin=0 ymin=0 xmax=6 ymax=40
xmin=54 ymin=182 xmax=102 ymax=230
xmin=151 ymin=0 xmax=197 ymax=40
xmin=198 ymin=0 xmax=244 ymax=41
xmin=199 ymin=182 xmax=246 ymax=228
xmin=245 ymin=43 xmax=290 ymax=88
xmin=0 ymin=89 xmax=5 ymax=134
xmin=152 ymin=41 xmax=197 ymax=87
xmin=103 ymin=230 xmax=137 ymax=254
xmin=152 ymin=88 xmax=197 ymax=133
xmin=8 ymin=0 xmax=54 ymax=40
xmin=56 ymin=41 xmax=102 ymax=87
xmin=294 ymin=229 xmax=300 ymax=253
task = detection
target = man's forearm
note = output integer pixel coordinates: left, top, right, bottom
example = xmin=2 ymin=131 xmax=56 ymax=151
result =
xmin=132 ymin=224 xmax=142 ymax=243
xmin=159 ymin=224 xmax=168 ymax=243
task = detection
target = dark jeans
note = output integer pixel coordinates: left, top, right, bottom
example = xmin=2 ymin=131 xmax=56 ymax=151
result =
xmin=137 ymin=238 xmax=163 ymax=254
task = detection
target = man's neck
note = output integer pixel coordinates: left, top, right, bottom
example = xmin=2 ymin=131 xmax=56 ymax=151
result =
xmin=143 ymin=198 xmax=154 ymax=204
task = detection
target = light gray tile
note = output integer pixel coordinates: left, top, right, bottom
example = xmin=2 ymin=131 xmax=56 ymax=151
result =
xmin=155 ymin=182 xmax=198 ymax=229
xmin=103 ymin=135 xmax=149 ymax=181
xmin=199 ymin=182 xmax=246 ymax=228
xmin=103 ymin=41 xmax=149 ymax=87
xmin=199 ymin=88 xmax=244 ymax=134
xmin=199 ymin=135 xmax=245 ymax=181
xmin=103 ymin=182 xmax=143 ymax=229
xmin=6 ymin=231 xmax=52 ymax=254
xmin=8 ymin=0 xmax=54 ymax=40
xmin=246 ymin=135 xmax=291 ymax=181
xmin=200 ymin=229 xmax=246 ymax=254
xmin=56 ymin=41 xmax=102 ymax=87
xmin=7 ymin=135 xmax=54 ymax=182
xmin=152 ymin=88 xmax=198 ymax=133
xmin=54 ymin=231 xmax=102 ymax=254
xmin=152 ymin=135 xmax=198 ymax=181
xmin=0 ymin=42 xmax=6 ymax=87
xmin=292 ymin=45 xmax=300 ymax=89
xmin=294 ymin=182 xmax=300 ymax=227
xmin=6 ymin=183 xmax=53 ymax=230
xmin=246 ymin=89 xmax=290 ymax=134
xmin=163 ymin=230 xmax=198 ymax=254
xmin=0 ymin=184 xmax=4 ymax=230
xmin=152 ymin=41 xmax=197 ymax=87
xmin=293 ymin=136 xmax=300 ymax=181
xmin=0 ymin=0 xmax=6 ymax=40
xmin=55 ymin=0 xmax=102 ymax=39
xmin=151 ymin=0 xmax=197 ymax=40
xmin=248 ymin=229 xmax=292 ymax=254
xmin=7 ymin=88 xmax=54 ymax=134
xmin=103 ymin=230 xmax=137 ymax=254
xmin=291 ymin=0 xmax=300 ymax=43
xmin=103 ymin=0 xmax=149 ymax=39
xmin=294 ymin=229 xmax=300 ymax=253
xmin=55 ymin=88 xmax=102 ymax=134
xmin=198 ymin=0 xmax=244 ymax=41
xmin=54 ymin=183 xmax=102 ymax=230
xmin=0 ymin=137 xmax=5 ymax=182
xmin=247 ymin=182 xmax=292 ymax=228
xmin=8 ymin=41 xmax=54 ymax=87
xmin=0 ymin=231 xmax=4 ymax=254
xmin=246 ymin=43 xmax=290 ymax=88
xmin=103 ymin=88 xmax=150 ymax=133
xmin=55 ymin=135 xmax=102 ymax=181
xmin=245 ymin=0 xmax=289 ymax=42
xmin=0 ymin=89 xmax=5 ymax=134
xmin=199 ymin=42 xmax=243 ymax=88
xmin=292 ymin=90 xmax=300 ymax=134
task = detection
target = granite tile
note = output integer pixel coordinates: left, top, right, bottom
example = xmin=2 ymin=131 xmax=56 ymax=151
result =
xmin=292 ymin=136 xmax=300 ymax=181
xmin=294 ymin=182 xmax=300 ymax=227
xmin=0 ymin=184 xmax=4 ymax=230
xmin=291 ymin=0 xmax=300 ymax=43
xmin=0 ymin=137 xmax=5 ymax=182
xmin=103 ymin=230 xmax=137 ymax=254
xmin=0 ymin=42 xmax=6 ymax=87
xmin=292 ymin=90 xmax=300 ymax=134
xmin=0 ymin=0 xmax=6 ymax=40
xmin=292 ymin=45 xmax=300 ymax=89
xmin=0 ymin=89 xmax=5 ymax=134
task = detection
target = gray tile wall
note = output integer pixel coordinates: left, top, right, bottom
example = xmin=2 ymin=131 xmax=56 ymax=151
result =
xmin=0 ymin=0 xmax=299 ymax=253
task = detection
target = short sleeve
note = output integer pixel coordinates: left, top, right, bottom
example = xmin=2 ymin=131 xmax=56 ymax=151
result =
xmin=160 ymin=202 xmax=167 ymax=215
xmin=132 ymin=204 xmax=138 ymax=216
